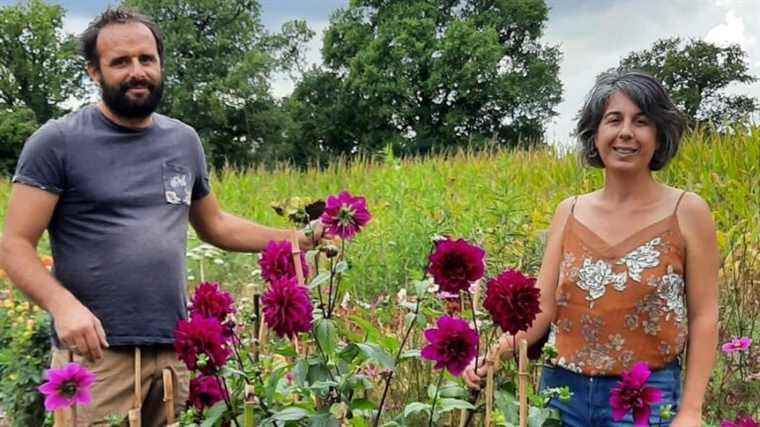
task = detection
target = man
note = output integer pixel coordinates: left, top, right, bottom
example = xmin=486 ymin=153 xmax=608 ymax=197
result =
xmin=0 ymin=8 xmax=319 ymax=425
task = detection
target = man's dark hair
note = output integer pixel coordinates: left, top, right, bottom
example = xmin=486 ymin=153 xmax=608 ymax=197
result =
xmin=79 ymin=7 xmax=165 ymax=69
xmin=576 ymin=69 xmax=686 ymax=171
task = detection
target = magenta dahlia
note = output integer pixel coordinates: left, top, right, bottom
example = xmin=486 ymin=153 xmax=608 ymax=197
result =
xmin=38 ymin=363 xmax=96 ymax=411
xmin=319 ymin=191 xmax=372 ymax=240
xmin=262 ymin=276 xmax=313 ymax=338
xmin=721 ymin=337 xmax=752 ymax=354
xmin=427 ymin=238 xmax=486 ymax=294
xmin=609 ymin=361 xmax=663 ymax=426
xmin=483 ymin=269 xmax=541 ymax=335
xmin=259 ymin=240 xmax=309 ymax=284
xmin=421 ymin=316 xmax=479 ymax=376
xmin=174 ymin=316 xmax=232 ymax=374
xmin=188 ymin=374 xmax=228 ymax=411
xmin=189 ymin=282 xmax=236 ymax=322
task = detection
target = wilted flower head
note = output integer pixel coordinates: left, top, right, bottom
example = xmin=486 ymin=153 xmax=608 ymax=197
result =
xmin=190 ymin=282 xmax=236 ymax=322
xmin=262 ymin=276 xmax=313 ymax=338
xmin=421 ymin=316 xmax=479 ymax=376
xmin=320 ymin=191 xmax=372 ymax=240
xmin=38 ymin=363 xmax=96 ymax=411
xmin=721 ymin=415 xmax=760 ymax=427
xmin=174 ymin=316 xmax=232 ymax=374
xmin=259 ymin=240 xmax=309 ymax=284
xmin=427 ymin=238 xmax=485 ymax=294
xmin=483 ymin=269 xmax=541 ymax=335
xmin=722 ymin=337 xmax=752 ymax=354
xmin=188 ymin=375 xmax=228 ymax=411
xmin=609 ymin=361 xmax=663 ymax=426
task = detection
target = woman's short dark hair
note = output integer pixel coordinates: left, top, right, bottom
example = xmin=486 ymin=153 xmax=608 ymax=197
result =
xmin=576 ymin=69 xmax=686 ymax=171
xmin=79 ymin=7 xmax=164 ymax=69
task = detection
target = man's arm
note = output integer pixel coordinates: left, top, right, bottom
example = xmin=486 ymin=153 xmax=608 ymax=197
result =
xmin=189 ymin=192 xmax=316 ymax=252
xmin=0 ymin=184 xmax=108 ymax=361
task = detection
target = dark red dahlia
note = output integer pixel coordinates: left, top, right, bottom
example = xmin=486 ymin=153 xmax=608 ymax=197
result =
xmin=483 ymin=269 xmax=541 ymax=335
xmin=427 ymin=238 xmax=486 ymax=295
xmin=188 ymin=374 xmax=228 ymax=411
xmin=610 ymin=361 xmax=663 ymax=427
xmin=319 ymin=191 xmax=372 ymax=240
xmin=421 ymin=316 xmax=479 ymax=376
xmin=174 ymin=316 xmax=232 ymax=374
xmin=262 ymin=276 xmax=313 ymax=338
xmin=189 ymin=282 xmax=236 ymax=322
xmin=259 ymin=240 xmax=309 ymax=284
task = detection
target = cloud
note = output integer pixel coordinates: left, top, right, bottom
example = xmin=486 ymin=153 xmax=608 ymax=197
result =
xmin=705 ymin=9 xmax=755 ymax=48
xmin=62 ymin=13 xmax=93 ymax=36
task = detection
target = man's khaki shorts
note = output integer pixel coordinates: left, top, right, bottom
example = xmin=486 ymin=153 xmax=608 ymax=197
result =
xmin=50 ymin=345 xmax=189 ymax=427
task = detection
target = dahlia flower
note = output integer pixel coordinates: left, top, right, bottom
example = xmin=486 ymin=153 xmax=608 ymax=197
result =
xmin=259 ymin=240 xmax=309 ymax=284
xmin=174 ymin=316 xmax=232 ymax=374
xmin=483 ymin=269 xmax=541 ymax=335
xmin=262 ymin=276 xmax=313 ymax=338
xmin=427 ymin=238 xmax=486 ymax=294
xmin=721 ymin=337 xmax=752 ymax=354
xmin=189 ymin=282 xmax=236 ymax=322
xmin=421 ymin=316 xmax=479 ymax=376
xmin=38 ymin=362 xmax=96 ymax=411
xmin=609 ymin=361 xmax=663 ymax=426
xmin=320 ymin=191 xmax=371 ymax=240
xmin=188 ymin=374 xmax=228 ymax=411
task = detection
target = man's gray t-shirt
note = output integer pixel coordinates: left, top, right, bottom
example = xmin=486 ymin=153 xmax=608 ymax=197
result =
xmin=13 ymin=105 xmax=211 ymax=346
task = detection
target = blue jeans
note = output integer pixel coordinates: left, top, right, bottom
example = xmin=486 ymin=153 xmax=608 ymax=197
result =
xmin=539 ymin=361 xmax=682 ymax=427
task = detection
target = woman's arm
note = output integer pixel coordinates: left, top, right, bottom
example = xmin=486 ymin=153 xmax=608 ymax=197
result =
xmin=674 ymin=192 xmax=720 ymax=424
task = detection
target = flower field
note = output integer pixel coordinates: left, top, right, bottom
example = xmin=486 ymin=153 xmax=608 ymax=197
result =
xmin=0 ymin=128 xmax=758 ymax=425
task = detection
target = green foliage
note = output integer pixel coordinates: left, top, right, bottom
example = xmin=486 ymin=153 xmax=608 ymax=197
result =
xmin=0 ymin=294 xmax=53 ymax=427
xmin=289 ymin=0 xmax=562 ymax=159
xmin=617 ymin=37 xmax=758 ymax=126
xmin=121 ymin=0 xmax=314 ymax=170
xmin=0 ymin=105 xmax=38 ymax=175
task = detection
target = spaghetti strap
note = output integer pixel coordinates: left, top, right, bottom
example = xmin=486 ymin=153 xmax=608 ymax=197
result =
xmin=673 ymin=191 xmax=688 ymax=214
xmin=570 ymin=196 xmax=579 ymax=215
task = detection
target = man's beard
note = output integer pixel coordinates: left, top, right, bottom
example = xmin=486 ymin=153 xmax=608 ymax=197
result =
xmin=100 ymin=76 xmax=164 ymax=119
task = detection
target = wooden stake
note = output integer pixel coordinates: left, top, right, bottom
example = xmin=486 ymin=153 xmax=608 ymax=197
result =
xmin=129 ymin=347 xmax=142 ymax=427
xmin=290 ymin=231 xmax=305 ymax=286
xmin=484 ymin=358 xmax=496 ymax=427
xmin=458 ymin=409 xmax=467 ymax=427
xmin=163 ymin=368 xmax=175 ymax=424
xmin=518 ymin=339 xmax=528 ymax=427
xmin=53 ymin=350 xmax=74 ymax=427
xmin=244 ymin=384 xmax=256 ymax=427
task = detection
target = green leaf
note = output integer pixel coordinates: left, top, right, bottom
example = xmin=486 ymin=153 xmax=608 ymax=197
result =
xmin=315 ymin=318 xmax=338 ymax=356
xmin=437 ymin=398 xmax=475 ymax=414
xmin=310 ymin=271 xmax=331 ymax=290
xmin=269 ymin=406 xmax=313 ymax=422
xmin=399 ymin=349 xmax=421 ymax=361
xmin=350 ymin=398 xmax=376 ymax=411
xmin=356 ymin=343 xmax=395 ymax=369
xmin=403 ymin=402 xmax=431 ymax=418
xmin=337 ymin=343 xmax=361 ymax=363
xmin=200 ymin=401 xmax=227 ymax=427
xmin=334 ymin=260 xmax=349 ymax=274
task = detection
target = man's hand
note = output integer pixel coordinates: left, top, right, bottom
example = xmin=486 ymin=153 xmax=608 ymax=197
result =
xmin=463 ymin=357 xmax=489 ymax=390
xmin=51 ymin=298 xmax=109 ymax=362
xmin=299 ymin=219 xmax=326 ymax=250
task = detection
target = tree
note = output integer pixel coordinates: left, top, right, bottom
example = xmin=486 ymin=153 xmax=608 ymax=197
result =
xmin=289 ymin=0 xmax=563 ymax=158
xmin=0 ymin=0 xmax=84 ymax=174
xmin=618 ymin=37 xmax=758 ymax=126
xmin=123 ymin=0 xmax=314 ymax=169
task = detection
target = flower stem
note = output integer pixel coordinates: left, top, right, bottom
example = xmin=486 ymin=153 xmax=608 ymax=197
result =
xmin=428 ymin=370 xmax=445 ymax=427
xmin=310 ymin=329 xmax=338 ymax=383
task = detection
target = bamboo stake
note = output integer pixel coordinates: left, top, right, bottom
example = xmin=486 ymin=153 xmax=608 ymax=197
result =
xmin=518 ymin=339 xmax=528 ymax=427
xmin=129 ymin=347 xmax=142 ymax=427
xmin=244 ymin=384 xmax=256 ymax=427
xmin=484 ymin=357 xmax=496 ymax=427
xmin=290 ymin=231 xmax=305 ymax=286
xmin=162 ymin=368 xmax=175 ymax=424
xmin=458 ymin=409 xmax=467 ymax=427
xmin=252 ymin=293 xmax=260 ymax=362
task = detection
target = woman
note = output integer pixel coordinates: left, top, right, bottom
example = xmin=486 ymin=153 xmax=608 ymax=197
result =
xmin=464 ymin=70 xmax=719 ymax=426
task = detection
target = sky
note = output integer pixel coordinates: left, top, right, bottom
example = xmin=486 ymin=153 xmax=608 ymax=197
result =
xmin=2 ymin=0 xmax=759 ymax=147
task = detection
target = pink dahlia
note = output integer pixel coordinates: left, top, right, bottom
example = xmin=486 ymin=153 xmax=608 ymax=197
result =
xmin=609 ymin=361 xmax=663 ymax=427
xmin=722 ymin=337 xmax=752 ymax=354
xmin=188 ymin=374 xmax=228 ymax=411
xmin=174 ymin=316 xmax=232 ymax=374
xmin=190 ymin=282 xmax=236 ymax=322
xmin=259 ymin=240 xmax=309 ymax=284
xmin=721 ymin=416 xmax=760 ymax=427
xmin=483 ymin=269 xmax=541 ymax=335
xmin=38 ymin=362 xmax=96 ymax=411
xmin=421 ymin=316 xmax=479 ymax=376
xmin=427 ymin=238 xmax=486 ymax=294
xmin=319 ymin=191 xmax=372 ymax=240
xmin=262 ymin=276 xmax=313 ymax=338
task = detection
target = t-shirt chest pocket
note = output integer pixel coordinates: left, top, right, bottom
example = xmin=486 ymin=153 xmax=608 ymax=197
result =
xmin=162 ymin=162 xmax=192 ymax=206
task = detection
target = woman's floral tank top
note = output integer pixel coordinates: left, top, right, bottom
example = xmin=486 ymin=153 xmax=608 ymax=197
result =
xmin=547 ymin=192 xmax=688 ymax=376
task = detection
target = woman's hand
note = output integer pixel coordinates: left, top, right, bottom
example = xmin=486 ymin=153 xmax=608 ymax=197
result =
xmin=669 ymin=411 xmax=701 ymax=427
xmin=462 ymin=335 xmax=514 ymax=389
